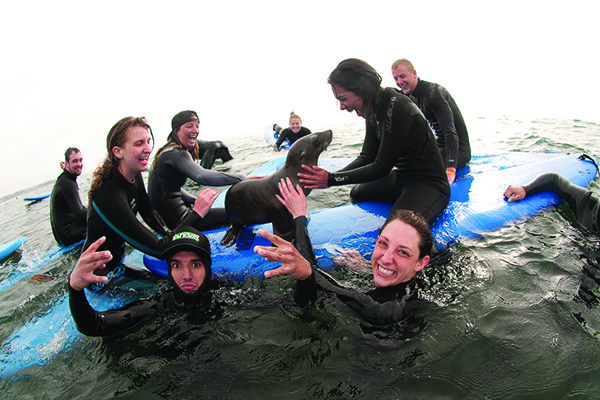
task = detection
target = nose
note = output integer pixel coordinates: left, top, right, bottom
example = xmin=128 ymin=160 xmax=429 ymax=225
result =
xmin=181 ymin=265 xmax=193 ymax=280
xmin=380 ymin=248 xmax=395 ymax=264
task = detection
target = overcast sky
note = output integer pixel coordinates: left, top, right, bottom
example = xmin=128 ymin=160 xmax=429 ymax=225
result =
xmin=1 ymin=0 xmax=598 ymax=196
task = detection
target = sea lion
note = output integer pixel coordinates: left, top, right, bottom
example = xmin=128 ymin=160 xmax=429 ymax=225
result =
xmin=221 ymin=130 xmax=333 ymax=247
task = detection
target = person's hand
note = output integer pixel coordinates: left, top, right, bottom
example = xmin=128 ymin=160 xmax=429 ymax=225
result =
xmin=69 ymin=237 xmax=112 ymax=291
xmin=332 ymin=249 xmax=371 ymax=274
xmin=504 ymin=185 xmax=526 ymax=201
xmin=277 ymin=177 xmax=307 ymax=219
xmin=446 ymin=168 xmax=456 ymax=185
xmin=273 ymin=144 xmax=281 ymax=152
xmin=297 ymin=164 xmax=329 ymax=189
xmin=254 ymin=229 xmax=312 ymax=280
xmin=192 ymin=188 xmax=219 ymax=218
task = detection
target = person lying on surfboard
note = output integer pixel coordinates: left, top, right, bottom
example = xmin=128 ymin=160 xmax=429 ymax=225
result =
xmin=273 ymin=111 xmax=311 ymax=152
xmin=254 ymin=177 xmax=432 ymax=327
xmin=504 ymin=171 xmax=600 ymax=233
xmin=69 ymin=226 xmax=217 ymax=336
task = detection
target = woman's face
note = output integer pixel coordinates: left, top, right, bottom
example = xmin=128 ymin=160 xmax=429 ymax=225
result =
xmin=331 ymin=85 xmax=368 ymax=118
xmin=113 ymin=125 xmax=153 ymax=180
xmin=290 ymin=117 xmax=302 ymax=134
xmin=371 ymin=219 xmax=429 ymax=287
xmin=176 ymin=121 xmax=200 ymax=149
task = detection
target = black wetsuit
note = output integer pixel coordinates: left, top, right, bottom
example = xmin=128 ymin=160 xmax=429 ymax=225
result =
xmin=409 ymin=79 xmax=471 ymax=169
xmin=68 ymin=285 xmax=213 ymax=336
xmin=274 ymin=126 xmax=312 ymax=150
xmin=292 ymin=216 xmax=425 ymax=326
xmin=50 ymin=170 xmax=87 ymax=247
xmin=328 ymin=87 xmax=450 ymax=223
xmin=148 ymin=146 xmax=243 ymax=230
xmin=84 ymin=172 xmax=200 ymax=291
xmin=522 ymin=172 xmax=600 ymax=232
xmin=197 ymin=140 xmax=234 ymax=169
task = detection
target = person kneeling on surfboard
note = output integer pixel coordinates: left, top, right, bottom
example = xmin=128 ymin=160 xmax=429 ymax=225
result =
xmin=504 ymin=170 xmax=600 ymax=233
xmin=69 ymin=226 xmax=214 ymax=336
xmin=254 ymin=177 xmax=432 ymax=327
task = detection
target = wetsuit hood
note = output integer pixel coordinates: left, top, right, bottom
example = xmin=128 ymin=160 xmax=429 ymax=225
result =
xmin=165 ymin=226 xmax=213 ymax=302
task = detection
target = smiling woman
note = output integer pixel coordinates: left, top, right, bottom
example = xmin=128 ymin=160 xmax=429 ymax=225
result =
xmin=148 ymin=110 xmax=245 ymax=230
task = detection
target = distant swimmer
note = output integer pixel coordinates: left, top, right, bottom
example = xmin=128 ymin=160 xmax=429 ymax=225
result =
xmin=69 ymin=226 xmax=217 ymax=336
xmin=392 ymin=58 xmax=471 ymax=184
xmin=50 ymin=147 xmax=87 ymax=247
xmin=149 ymin=110 xmax=245 ymax=230
xmin=298 ymin=58 xmax=449 ymax=224
xmin=273 ymin=111 xmax=312 ymax=151
xmin=504 ymin=170 xmax=599 ymax=233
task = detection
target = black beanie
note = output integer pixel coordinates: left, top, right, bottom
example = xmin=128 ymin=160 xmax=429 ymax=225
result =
xmin=171 ymin=110 xmax=199 ymax=133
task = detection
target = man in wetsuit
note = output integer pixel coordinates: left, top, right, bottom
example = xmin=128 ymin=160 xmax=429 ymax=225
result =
xmin=50 ymin=147 xmax=87 ymax=247
xmin=69 ymin=226 xmax=214 ymax=336
xmin=391 ymin=59 xmax=471 ymax=184
xmin=504 ymin=170 xmax=600 ymax=233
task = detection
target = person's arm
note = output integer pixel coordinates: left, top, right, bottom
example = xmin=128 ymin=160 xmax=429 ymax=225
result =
xmin=68 ymin=237 xmax=158 ymax=336
xmin=172 ymin=149 xmax=244 ymax=186
xmin=274 ymin=128 xmax=290 ymax=151
xmin=426 ymin=86 xmax=460 ymax=175
xmin=63 ymin=178 xmax=88 ymax=219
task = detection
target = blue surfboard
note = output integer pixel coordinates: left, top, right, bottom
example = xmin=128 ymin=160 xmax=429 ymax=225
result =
xmin=23 ymin=193 xmax=51 ymax=201
xmin=264 ymin=124 xmax=292 ymax=150
xmin=142 ymin=152 xmax=598 ymax=279
xmin=0 ymin=237 xmax=27 ymax=261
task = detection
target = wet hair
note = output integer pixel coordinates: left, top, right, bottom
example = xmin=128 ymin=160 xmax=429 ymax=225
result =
xmin=64 ymin=147 xmax=81 ymax=162
xmin=391 ymin=58 xmax=415 ymax=72
xmin=153 ymin=111 xmax=200 ymax=167
xmin=380 ymin=209 xmax=433 ymax=259
xmin=328 ymin=58 xmax=383 ymax=111
xmin=289 ymin=111 xmax=302 ymax=124
xmin=88 ymin=116 xmax=153 ymax=205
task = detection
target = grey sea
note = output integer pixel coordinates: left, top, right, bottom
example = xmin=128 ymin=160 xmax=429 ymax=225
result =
xmin=1 ymin=116 xmax=600 ymax=399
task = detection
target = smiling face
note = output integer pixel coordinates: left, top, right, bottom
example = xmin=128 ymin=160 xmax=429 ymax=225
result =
xmin=371 ymin=219 xmax=430 ymax=287
xmin=169 ymin=251 xmax=206 ymax=293
xmin=332 ymin=85 xmax=368 ymax=118
xmin=391 ymin=64 xmax=418 ymax=94
xmin=176 ymin=120 xmax=200 ymax=149
xmin=65 ymin=151 xmax=83 ymax=177
xmin=112 ymin=125 xmax=153 ymax=181
xmin=290 ymin=117 xmax=302 ymax=134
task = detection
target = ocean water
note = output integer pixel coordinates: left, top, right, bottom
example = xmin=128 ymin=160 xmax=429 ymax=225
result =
xmin=1 ymin=117 xmax=600 ymax=399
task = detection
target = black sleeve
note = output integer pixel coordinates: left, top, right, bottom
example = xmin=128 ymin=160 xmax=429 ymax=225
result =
xmin=426 ymin=86 xmax=459 ymax=169
xmin=68 ymin=284 xmax=160 ymax=336
xmin=275 ymin=128 xmax=292 ymax=149
xmin=291 ymin=216 xmax=318 ymax=305
xmin=523 ymin=172 xmax=591 ymax=214
xmin=63 ymin=179 xmax=88 ymax=221
xmin=171 ymin=149 xmax=244 ymax=186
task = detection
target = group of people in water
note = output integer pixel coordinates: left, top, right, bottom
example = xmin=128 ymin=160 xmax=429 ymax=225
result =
xmin=49 ymin=57 xmax=597 ymax=336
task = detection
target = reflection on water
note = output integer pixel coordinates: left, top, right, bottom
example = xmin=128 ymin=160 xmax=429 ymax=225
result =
xmin=2 ymin=117 xmax=600 ymax=398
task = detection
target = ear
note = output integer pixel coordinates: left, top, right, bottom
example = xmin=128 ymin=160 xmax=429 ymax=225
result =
xmin=414 ymin=255 xmax=429 ymax=273
xmin=112 ymin=146 xmax=123 ymax=160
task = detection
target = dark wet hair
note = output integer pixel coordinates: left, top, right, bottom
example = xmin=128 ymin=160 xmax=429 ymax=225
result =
xmin=328 ymin=58 xmax=383 ymax=111
xmin=64 ymin=147 xmax=81 ymax=162
xmin=380 ymin=209 xmax=433 ymax=259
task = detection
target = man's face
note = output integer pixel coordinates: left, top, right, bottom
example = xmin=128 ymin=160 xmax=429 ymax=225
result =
xmin=169 ymin=251 xmax=206 ymax=293
xmin=65 ymin=151 xmax=83 ymax=177
xmin=392 ymin=64 xmax=418 ymax=94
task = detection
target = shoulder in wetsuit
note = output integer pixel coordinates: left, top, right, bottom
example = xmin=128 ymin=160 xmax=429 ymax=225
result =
xmin=410 ymin=78 xmax=471 ymax=169
xmin=522 ymin=172 xmax=600 ymax=233
xmin=148 ymin=146 xmax=243 ymax=230
xmin=291 ymin=215 xmax=425 ymax=326
xmin=68 ymin=284 xmax=213 ymax=336
xmin=274 ymin=126 xmax=312 ymax=150
xmin=84 ymin=172 xmax=200 ymax=289
xmin=50 ymin=170 xmax=87 ymax=247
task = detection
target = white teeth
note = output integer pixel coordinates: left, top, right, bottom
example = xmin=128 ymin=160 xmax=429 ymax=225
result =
xmin=377 ymin=265 xmax=395 ymax=276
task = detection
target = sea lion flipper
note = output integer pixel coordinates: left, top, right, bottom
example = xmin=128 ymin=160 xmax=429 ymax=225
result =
xmin=221 ymin=226 xmax=241 ymax=247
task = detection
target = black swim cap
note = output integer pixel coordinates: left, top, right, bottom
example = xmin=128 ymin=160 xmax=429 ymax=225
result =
xmin=171 ymin=110 xmax=199 ymax=133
